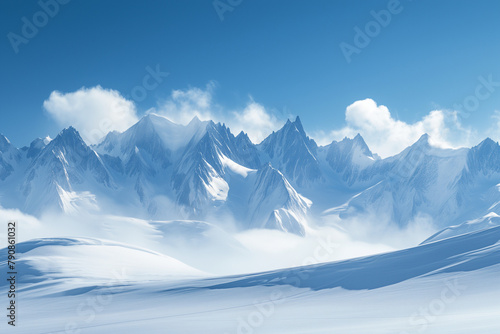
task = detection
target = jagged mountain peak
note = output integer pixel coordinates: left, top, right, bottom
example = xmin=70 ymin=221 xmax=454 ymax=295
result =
xmin=335 ymin=133 xmax=373 ymax=156
xmin=235 ymin=131 xmax=249 ymax=141
xmin=352 ymin=133 xmax=368 ymax=146
xmin=0 ymin=133 xmax=11 ymax=152
xmin=475 ymin=137 xmax=498 ymax=151
xmin=409 ymin=133 xmax=431 ymax=149
xmin=325 ymin=134 xmax=377 ymax=182
xmin=102 ymin=113 xmax=211 ymax=156
xmin=49 ymin=127 xmax=88 ymax=150
xmin=258 ymin=117 xmax=321 ymax=185
xmin=190 ymin=115 xmax=201 ymax=122
xmin=280 ymin=115 xmax=307 ymax=138
xmin=390 ymin=133 xmax=433 ymax=160
xmin=463 ymin=137 xmax=500 ymax=176
xmin=398 ymin=133 xmax=469 ymax=160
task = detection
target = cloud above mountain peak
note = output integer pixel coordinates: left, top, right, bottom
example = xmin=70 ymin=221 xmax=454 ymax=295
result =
xmin=318 ymin=98 xmax=475 ymax=158
xmin=43 ymin=86 xmax=139 ymax=145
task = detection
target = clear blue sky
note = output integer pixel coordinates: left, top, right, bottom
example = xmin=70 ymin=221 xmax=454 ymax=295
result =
xmin=1 ymin=0 xmax=500 ymax=147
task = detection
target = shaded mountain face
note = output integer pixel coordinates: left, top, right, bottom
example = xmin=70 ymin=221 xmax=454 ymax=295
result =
xmin=338 ymin=135 xmax=500 ymax=228
xmin=20 ymin=127 xmax=113 ymax=214
xmin=0 ymin=134 xmax=18 ymax=181
xmin=3 ymin=115 xmax=500 ymax=236
xmin=323 ymin=134 xmax=379 ymax=186
xmin=247 ymin=164 xmax=311 ymax=235
xmin=258 ymin=116 xmax=322 ymax=187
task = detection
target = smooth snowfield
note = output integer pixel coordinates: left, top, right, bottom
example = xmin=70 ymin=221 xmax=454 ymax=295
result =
xmin=2 ymin=226 xmax=499 ymax=334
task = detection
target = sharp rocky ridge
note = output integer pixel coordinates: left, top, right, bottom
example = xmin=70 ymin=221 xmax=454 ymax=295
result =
xmin=2 ymin=113 xmax=500 ymax=236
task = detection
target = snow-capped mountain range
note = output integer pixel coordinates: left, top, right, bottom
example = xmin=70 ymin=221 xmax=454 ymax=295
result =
xmin=2 ymin=113 xmax=500 ymax=237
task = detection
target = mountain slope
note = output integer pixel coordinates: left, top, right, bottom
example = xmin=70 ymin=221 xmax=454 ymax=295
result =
xmin=247 ymin=164 xmax=312 ymax=235
xmin=322 ymin=133 xmax=379 ymax=185
xmin=5 ymin=116 xmax=500 ymax=236
xmin=19 ymin=127 xmax=113 ymax=214
xmin=423 ymin=212 xmax=500 ymax=243
xmin=258 ymin=116 xmax=322 ymax=186
xmin=6 ymin=225 xmax=500 ymax=334
xmin=0 ymin=134 xmax=21 ymax=181
xmin=339 ymin=135 xmax=474 ymax=227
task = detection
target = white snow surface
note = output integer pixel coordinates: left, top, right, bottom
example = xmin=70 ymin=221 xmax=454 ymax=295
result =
xmin=1 ymin=225 xmax=499 ymax=333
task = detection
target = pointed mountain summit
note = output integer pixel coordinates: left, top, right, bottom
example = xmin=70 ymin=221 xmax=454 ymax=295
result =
xmin=341 ymin=133 xmax=472 ymax=227
xmin=259 ymin=117 xmax=322 ymax=186
xmin=22 ymin=127 xmax=113 ymax=214
xmin=414 ymin=133 xmax=431 ymax=145
xmin=462 ymin=137 xmax=500 ymax=178
xmin=47 ymin=127 xmax=90 ymax=156
xmin=173 ymin=120 xmax=261 ymax=212
xmin=7 ymin=114 xmax=500 ymax=237
xmin=325 ymin=133 xmax=377 ymax=183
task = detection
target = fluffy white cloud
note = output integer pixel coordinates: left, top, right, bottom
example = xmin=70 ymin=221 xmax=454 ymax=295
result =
xmin=158 ymin=83 xmax=215 ymax=124
xmin=316 ymin=99 xmax=474 ymax=158
xmin=486 ymin=111 xmax=500 ymax=142
xmin=44 ymin=86 xmax=139 ymax=144
xmin=228 ymin=101 xmax=282 ymax=143
xmin=155 ymin=83 xmax=283 ymax=144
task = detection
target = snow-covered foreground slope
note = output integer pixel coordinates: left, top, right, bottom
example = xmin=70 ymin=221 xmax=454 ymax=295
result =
xmin=0 ymin=238 xmax=204 ymax=286
xmin=423 ymin=212 xmax=500 ymax=244
xmin=3 ymin=226 xmax=499 ymax=334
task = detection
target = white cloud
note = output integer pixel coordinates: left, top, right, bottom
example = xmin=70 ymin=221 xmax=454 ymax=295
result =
xmin=43 ymin=86 xmax=478 ymax=153
xmin=158 ymin=82 xmax=216 ymax=124
xmin=315 ymin=98 xmax=474 ymax=158
xmin=486 ymin=111 xmax=500 ymax=142
xmin=43 ymin=86 xmax=139 ymax=145
xmin=228 ymin=101 xmax=282 ymax=143
xmin=155 ymin=83 xmax=283 ymax=144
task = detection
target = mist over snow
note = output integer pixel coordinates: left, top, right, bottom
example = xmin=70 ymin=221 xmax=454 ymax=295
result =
xmin=3 ymin=106 xmax=500 ymax=275
xmin=2 ymin=86 xmax=500 ymax=334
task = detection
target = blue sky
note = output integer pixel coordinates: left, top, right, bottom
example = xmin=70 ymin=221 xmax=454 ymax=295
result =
xmin=1 ymin=0 xmax=500 ymax=156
